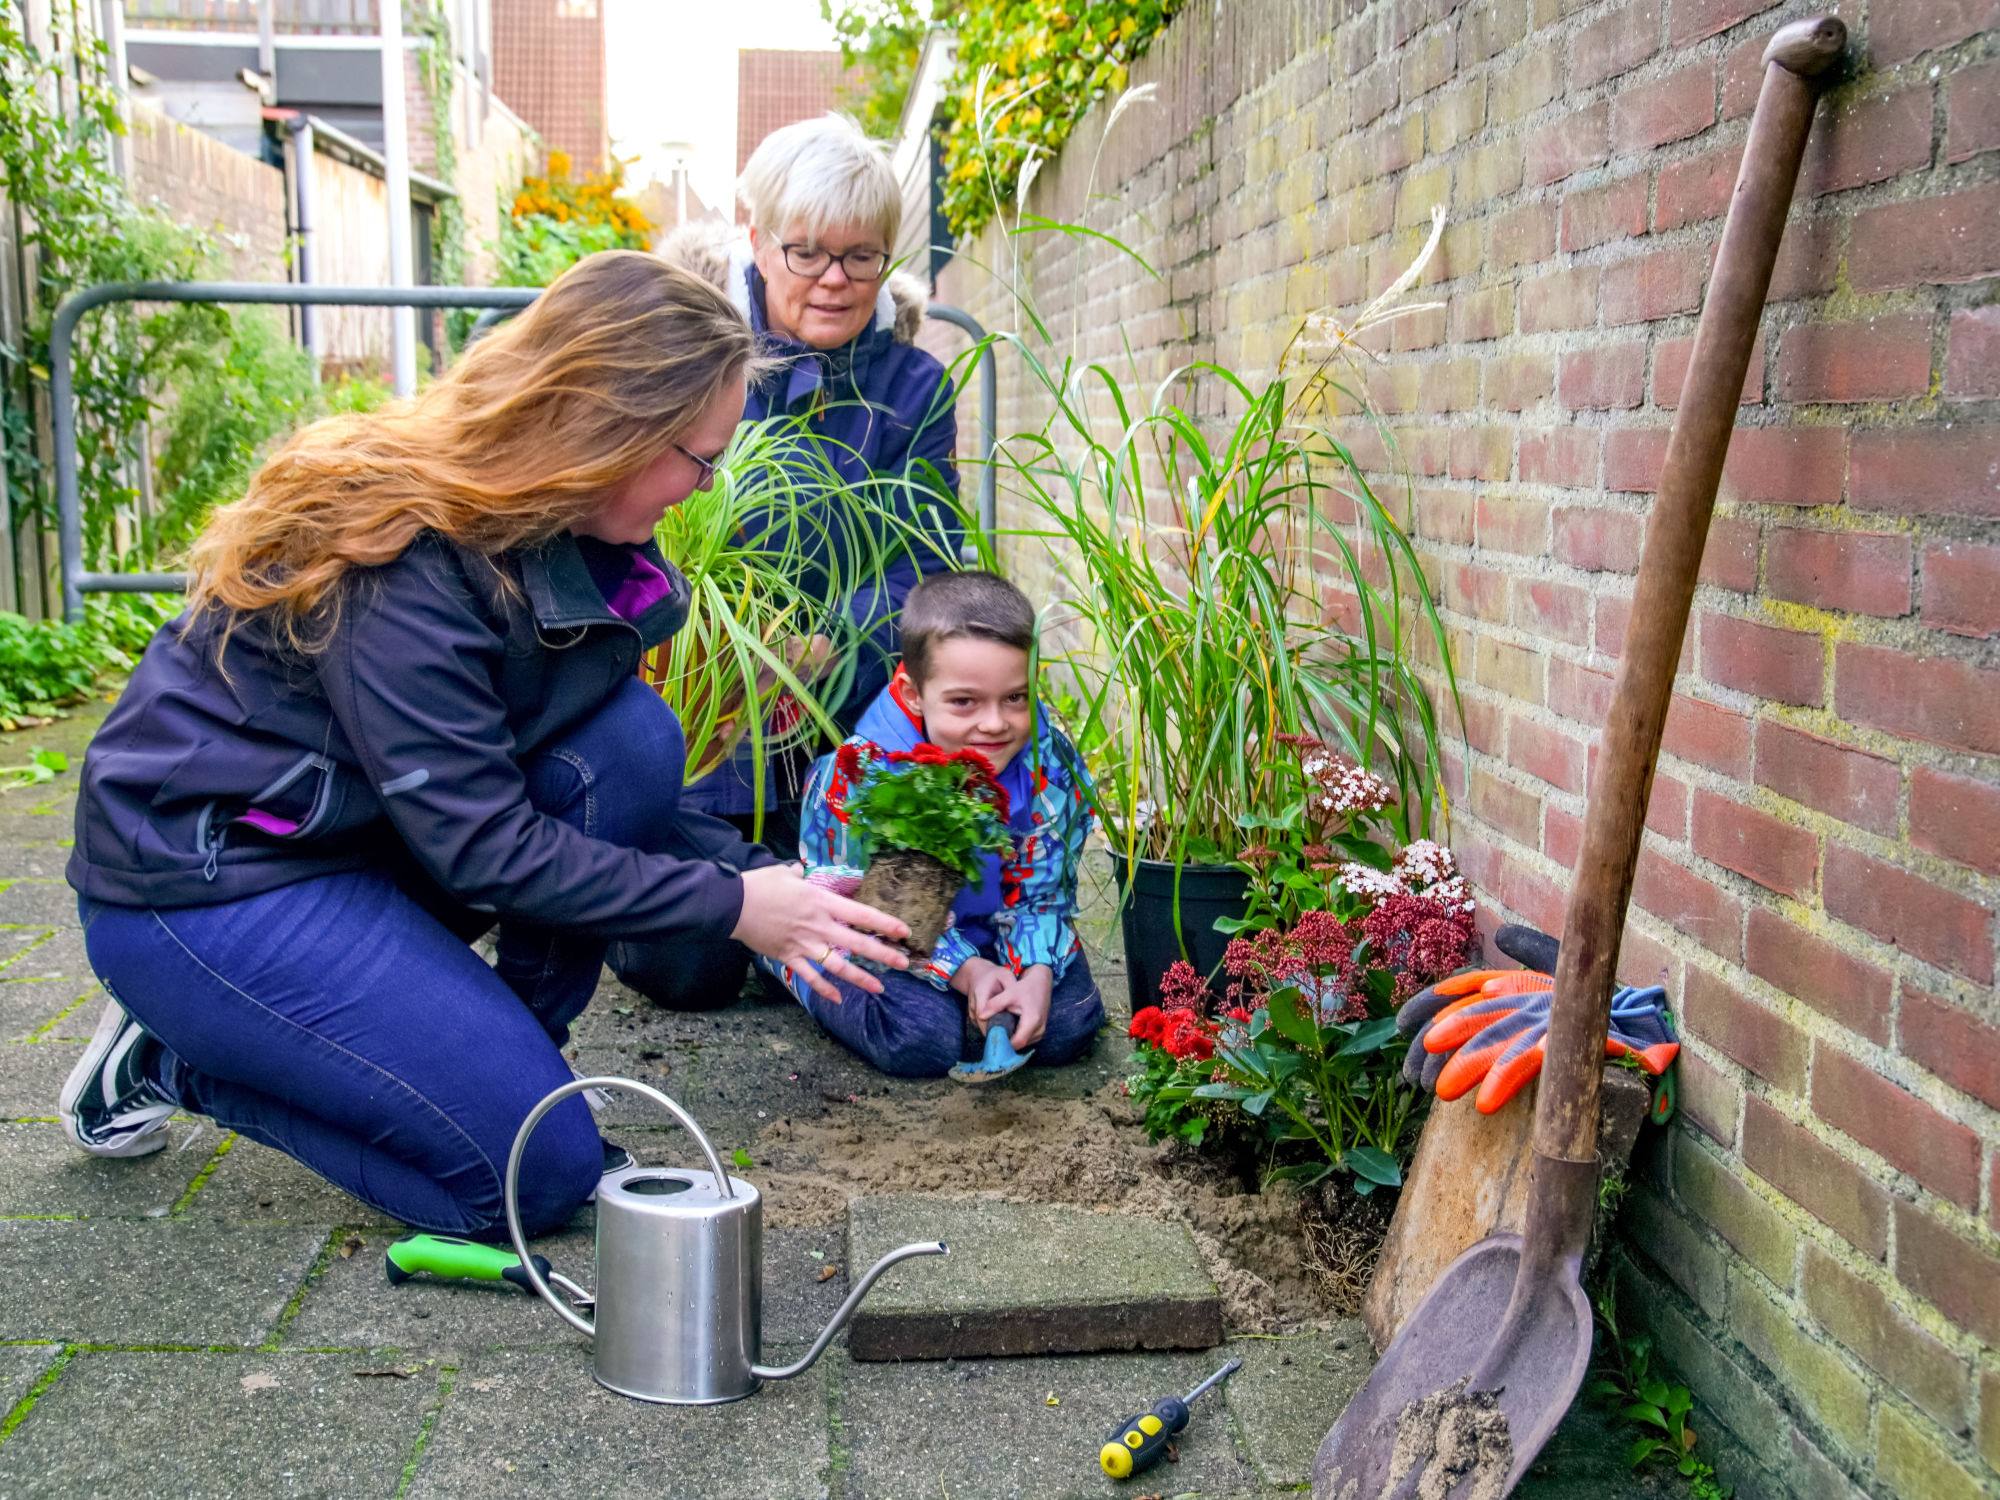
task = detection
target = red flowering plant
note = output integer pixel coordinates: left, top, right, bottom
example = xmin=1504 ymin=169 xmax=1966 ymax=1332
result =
xmin=1127 ymin=836 xmax=1476 ymax=1190
xmin=833 ymin=741 xmax=1013 ymax=885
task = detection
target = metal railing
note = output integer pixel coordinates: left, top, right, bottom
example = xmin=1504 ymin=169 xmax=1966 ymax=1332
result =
xmin=52 ymin=281 xmax=1000 ymax=622
xmin=52 ymin=282 xmax=538 ymax=621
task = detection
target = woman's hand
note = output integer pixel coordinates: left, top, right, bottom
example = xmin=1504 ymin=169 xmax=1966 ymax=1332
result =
xmin=731 ymin=864 xmax=909 ymax=1004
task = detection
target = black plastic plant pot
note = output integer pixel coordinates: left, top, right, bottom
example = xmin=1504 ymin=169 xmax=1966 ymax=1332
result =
xmin=1115 ymin=857 xmax=1251 ymax=1013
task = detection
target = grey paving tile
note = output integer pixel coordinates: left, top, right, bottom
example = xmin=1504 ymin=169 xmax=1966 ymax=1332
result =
xmin=0 ymin=928 xmax=93 ymax=985
xmin=0 ymin=1219 xmax=324 ymax=1346
xmin=404 ymin=1346 xmax=830 ymax=1500
xmin=0 ymin=1123 xmax=205 ymax=1219
xmin=833 ymin=1346 xmax=1258 ymax=1500
xmin=0 ymin=979 xmax=95 ymax=1042
xmin=0 ymin=1351 xmax=437 ymax=1500
xmin=0 ymin=881 xmax=79 ymax=929
xmin=0 ymin=930 xmax=50 ymax=972
xmin=763 ymin=1222 xmax=849 ymax=1345
xmin=281 ymin=1226 xmax=593 ymax=1354
xmin=1219 ymin=1327 xmax=1372 ymax=1487
xmin=185 ymin=1138 xmax=400 ymax=1229
xmin=0 ymin=1043 xmax=82 ymax=1121
xmin=0 ymin=1343 xmax=60 ymax=1415
xmin=0 ymin=845 xmax=69 ymax=882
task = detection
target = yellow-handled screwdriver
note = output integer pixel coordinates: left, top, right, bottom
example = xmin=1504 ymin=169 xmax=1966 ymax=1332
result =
xmin=1099 ymin=1357 xmax=1241 ymax=1479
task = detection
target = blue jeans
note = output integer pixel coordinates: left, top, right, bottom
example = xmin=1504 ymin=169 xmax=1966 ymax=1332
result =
xmin=783 ymin=948 xmax=1106 ymax=1079
xmin=80 ymin=676 xmax=691 ymax=1237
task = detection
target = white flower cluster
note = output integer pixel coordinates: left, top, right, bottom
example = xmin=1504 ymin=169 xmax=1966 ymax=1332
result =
xmin=1394 ymin=839 xmax=1475 ymax=912
xmin=1336 ymin=863 xmax=1405 ymax=900
xmin=1307 ymin=760 xmax=1397 ymax=819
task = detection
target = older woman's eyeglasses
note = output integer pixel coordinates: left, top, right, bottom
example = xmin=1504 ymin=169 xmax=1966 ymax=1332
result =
xmin=781 ymin=243 xmax=889 ymax=282
xmin=675 ymin=444 xmax=717 ymax=489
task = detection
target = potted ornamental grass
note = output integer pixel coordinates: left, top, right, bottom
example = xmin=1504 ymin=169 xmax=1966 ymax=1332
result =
xmin=835 ymin=741 xmax=1013 ymax=956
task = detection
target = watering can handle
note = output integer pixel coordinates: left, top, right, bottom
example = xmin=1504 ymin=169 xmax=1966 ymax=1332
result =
xmin=502 ymin=1075 xmax=739 ymax=1337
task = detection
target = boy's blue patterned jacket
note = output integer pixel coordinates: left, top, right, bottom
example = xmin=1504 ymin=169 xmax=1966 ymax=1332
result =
xmin=765 ymin=668 xmax=1099 ymax=996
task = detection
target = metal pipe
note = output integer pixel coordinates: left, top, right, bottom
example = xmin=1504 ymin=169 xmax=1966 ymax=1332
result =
xmin=923 ymin=303 xmax=997 ymax=558
xmin=379 ymin=0 xmax=417 ymax=395
xmin=51 ymin=281 xmax=540 ymax=621
xmin=287 ymin=117 xmax=319 ymax=363
xmin=1536 ymin=15 xmax=1847 ymax=1170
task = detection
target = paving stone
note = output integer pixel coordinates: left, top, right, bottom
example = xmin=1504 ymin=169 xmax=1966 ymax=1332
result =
xmin=0 ymin=1042 xmax=82 ymax=1121
xmin=187 ymin=1138 xmax=400 ymax=1229
xmin=0 ymin=979 xmax=94 ymax=1042
xmin=404 ymin=1345 xmax=830 ymax=1500
xmin=1220 ymin=1326 xmax=1373 ymax=1487
xmin=282 ymin=1225 xmax=593 ymax=1353
xmin=833 ymin=1345 xmax=1258 ymax=1500
xmin=0 ymin=881 xmax=80 ymax=928
xmin=0 ymin=1351 xmax=437 ymax=1500
xmin=0 ymin=844 xmax=69 ymax=881
xmin=0 ymin=1219 xmax=324 ymax=1346
xmin=0 ymin=1123 xmax=205 ymax=1219
xmin=762 ymin=1222 xmax=849 ymax=1345
xmin=0 ymin=929 xmax=50 ymax=971
xmin=846 ymin=1195 xmax=1222 ymax=1360
xmin=0 ymin=1343 xmax=59 ymax=1415
xmin=1 ymin=927 xmax=94 ymax=983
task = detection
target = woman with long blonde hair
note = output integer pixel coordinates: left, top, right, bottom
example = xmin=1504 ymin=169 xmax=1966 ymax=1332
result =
xmin=58 ymin=251 xmax=909 ymax=1237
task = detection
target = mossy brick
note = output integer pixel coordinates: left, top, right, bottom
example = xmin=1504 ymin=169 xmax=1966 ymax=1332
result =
xmin=1802 ymin=1243 xmax=1969 ymax=1434
xmin=1981 ymin=1367 xmax=2000 ymax=1475
xmin=405 ymin=1346 xmax=829 ymax=1500
xmin=1725 ymin=1266 xmax=1872 ymax=1456
xmin=1624 ymin=1182 xmax=1727 ymax=1319
xmin=1877 ymin=1401 xmax=1990 ymax=1500
xmin=1741 ymin=1096 xmax=1888 ymax=1259
xmin=844 ymin=1196 xmax=1221 ymax=1361
xmin=0 ymin=1352 xmax=437 ymax=1500
xmin=1672 ymin=1136 xmax=1796 ymax=1284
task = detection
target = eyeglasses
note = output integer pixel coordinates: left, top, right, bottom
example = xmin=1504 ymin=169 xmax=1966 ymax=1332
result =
xmin=675 ymin=444 xmax=717 ymax=489
xmin=781 ymin=243 xmax=889 ymax=282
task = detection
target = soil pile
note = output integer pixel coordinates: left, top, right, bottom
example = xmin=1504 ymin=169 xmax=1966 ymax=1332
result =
xmin=1383 ymin=1378 xmax=1513 ymax=1500
xmin=757 ymin=1081 xmax=1353 ymax=1332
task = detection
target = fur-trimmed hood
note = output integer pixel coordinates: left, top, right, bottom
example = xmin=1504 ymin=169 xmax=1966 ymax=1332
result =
xmin=659 ymin=220 xmax=929 ymax=345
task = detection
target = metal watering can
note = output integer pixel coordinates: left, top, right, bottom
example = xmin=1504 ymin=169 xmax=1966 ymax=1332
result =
xmin=504 ymin=1076 xmax=946 ymax=1405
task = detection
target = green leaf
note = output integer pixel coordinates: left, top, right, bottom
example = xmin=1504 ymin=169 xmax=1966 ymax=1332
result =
xmin=1627 ymin=1438 xmax=1666 ymax=1469
xmin=1624 ymin=1403 xmax=1671 ymax=1432
xmin=732 ymin=1148 xmax=754 ymax=1170
xmin=1338 ymin=1016 xmax=1401 ymax=1056
xmin=1189 ymin=1082 xmax=1253 ymax=1101
xmin=1264 ymin=985 xmax=1320 ymax=1047
xmin=1346 ymin=1146 xmax=1401 ymax=1186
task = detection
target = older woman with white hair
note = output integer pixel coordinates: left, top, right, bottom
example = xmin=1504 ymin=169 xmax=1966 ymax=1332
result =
xmin=613 ymin=114 xmax=961 ymax=1008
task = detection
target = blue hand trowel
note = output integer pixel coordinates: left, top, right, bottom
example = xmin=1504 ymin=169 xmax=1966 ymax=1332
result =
xmin=950 ymin=1013 xmax=1033 ymax=1083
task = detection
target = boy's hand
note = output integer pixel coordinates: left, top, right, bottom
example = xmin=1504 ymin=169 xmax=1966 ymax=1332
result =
xmin=732 ymin=863 xmax=909 ymax=1004
xmin=950 ymin=956 xmax=1011 ymax=1013
xmin=990 ymin=964 xmax=1053 ymax=1047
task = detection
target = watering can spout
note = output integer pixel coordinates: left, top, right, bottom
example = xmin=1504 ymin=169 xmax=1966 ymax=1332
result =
xmin=751 ymin=1240 xmax=948 ymax=1381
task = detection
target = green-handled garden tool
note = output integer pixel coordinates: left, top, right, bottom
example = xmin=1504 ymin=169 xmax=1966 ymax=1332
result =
xmin=384 ymin=1233 xmax=594 ymax=1309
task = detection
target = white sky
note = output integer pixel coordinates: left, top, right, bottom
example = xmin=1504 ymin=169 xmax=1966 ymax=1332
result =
xmin=604 ymin=0 xmax=840 ymax=215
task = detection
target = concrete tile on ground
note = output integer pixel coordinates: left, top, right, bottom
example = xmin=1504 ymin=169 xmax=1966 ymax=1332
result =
xmin=0 ymin=929 xmax=50 ymax=971
xmin=405 ymin=1346 xmax=830 ymax=1500
xmin=833 ymin=1346 xmax=1258 ymax=1500
xmin=762 ymin=1222 xmax=848 ymax=1345
xmin=0 ymin=1123 xmax=203 ymax=1219
xmin=1220 ymin=1326 xmax=1372 ymax=1487
xmin=0 ymin=1219 xmax=324 ymax=1346
xmin=1 ymin=927 xmax=93 ymax=983
xmin=0 ymin=978 xmax=94 ymax=1042
xmin=282 ymin=1226 xmax=594 ymax=1353
xmin=0 ymin=1351 xmax=438 ymax=1500
xmin=0 ymin=844 xmax=69 ymax=881
xmin=0 ymin=881 xmax=80 ymax=928
xmin=0 ymin=1343 xmax=59 ymax=1415
xmin=0 ymin=1042 xmax=82 ymax=1120
xmin=187 ymin=1138 xmax=401 ymax=1229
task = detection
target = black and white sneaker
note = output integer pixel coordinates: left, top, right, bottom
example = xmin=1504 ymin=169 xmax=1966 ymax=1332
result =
xmin=59 ymin=998 xmax=177 ymax=1158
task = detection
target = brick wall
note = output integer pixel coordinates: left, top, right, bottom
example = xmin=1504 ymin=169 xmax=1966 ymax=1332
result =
xmin=735 ymin=49 xmax=851 ymax=222
xmin=491 ymin=0 xmax=607 ymax=170
xmin=127 ymin=103 xmax=288 ymax=281
xmin=936 ymin=1 xmax=1998 ymax=1496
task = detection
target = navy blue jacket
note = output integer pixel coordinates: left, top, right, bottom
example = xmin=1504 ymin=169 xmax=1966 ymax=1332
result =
xmin=68 ymin=532 xmax=776 ymax=935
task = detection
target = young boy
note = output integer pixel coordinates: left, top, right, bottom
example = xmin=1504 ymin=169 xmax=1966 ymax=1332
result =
xmin=759 ymin=570 xmax=1106 ymax=1078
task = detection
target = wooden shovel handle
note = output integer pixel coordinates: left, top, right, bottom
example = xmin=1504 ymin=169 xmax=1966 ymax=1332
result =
xmin=1535 ymin=17 xmax=1846 ymax=1166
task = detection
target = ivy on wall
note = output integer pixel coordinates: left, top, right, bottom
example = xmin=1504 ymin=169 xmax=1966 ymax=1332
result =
xmin=413 ymin=0 xmax=469 ymax=349
xmin=828 ymin=0 xmax=1183 ymax=241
